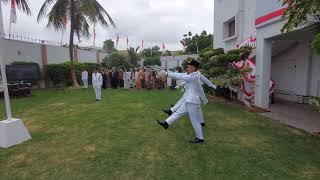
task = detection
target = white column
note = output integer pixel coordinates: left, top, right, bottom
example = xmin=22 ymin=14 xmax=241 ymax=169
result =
xmin=254 ymin=35 xmax=272 ymax=109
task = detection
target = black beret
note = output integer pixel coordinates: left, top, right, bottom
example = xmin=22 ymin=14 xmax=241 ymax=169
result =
xmin=187 ymin=59 xmax=200 ymax=68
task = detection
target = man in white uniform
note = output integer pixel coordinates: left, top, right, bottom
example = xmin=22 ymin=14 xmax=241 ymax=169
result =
xmin=163 ymin=72 xmax=216 ymax=127
xmin=81 ymin=69 xmax=88 ymax=88
xmin=157 ymin=60 xmax=206 ymax=144
xmin=92 ymin=68 xmax=103 ymax=101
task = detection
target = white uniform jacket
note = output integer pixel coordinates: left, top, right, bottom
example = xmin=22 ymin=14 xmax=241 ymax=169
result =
xmin=92 ymin=73 xmax=103 ymax=86
xmin=168 ymin=72 xmax=203 ymax=105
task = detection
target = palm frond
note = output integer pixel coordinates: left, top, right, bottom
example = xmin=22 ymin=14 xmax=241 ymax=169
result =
xmin=44 ymin=0 xmax=68 ymax=30
xmin=74 ymin=13 xmax=90 ymax=40
xmin=37 ymin=0 xmax=58 ymax=22
xmin=2 ymin=0 xmax=31 ymax=15
xmin=15 ymin=0 xmax=31 ymax=15
xmin=79 ymin=0 xmax=116 ymax=28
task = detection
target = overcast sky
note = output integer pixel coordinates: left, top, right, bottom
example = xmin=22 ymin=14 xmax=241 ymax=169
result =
xmin=1 ymin=0 xmax=214 ymax=50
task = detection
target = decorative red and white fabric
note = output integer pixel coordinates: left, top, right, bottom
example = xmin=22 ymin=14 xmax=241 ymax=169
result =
xmin=235 ymin=32 xmax=275 ymax=99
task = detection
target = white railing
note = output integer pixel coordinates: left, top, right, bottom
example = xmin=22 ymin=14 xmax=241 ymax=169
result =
xmin=0 ymin=32 xmax=68 ymax=47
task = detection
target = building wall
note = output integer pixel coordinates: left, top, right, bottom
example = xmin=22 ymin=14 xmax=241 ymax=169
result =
xmin=1 ymin=39 xmax=106 ymax=66
xmin=310 ymin=52 xmax=320 ymax=97
xmin=214 ymin=0 xmax=256 ymax=51
xmin=160 ymin=55 xmax=199 ymax=70
xmin=271 ymin=43 xmax=310 ymax=97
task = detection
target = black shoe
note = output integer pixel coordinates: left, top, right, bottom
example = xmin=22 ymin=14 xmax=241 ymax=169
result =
xmin=157 ymin=120 xmax=169 ymax=129
xmin=170 ymin=104 xmax=174 ymax=108
xmin=188 ymin=138 xmax=204 ymax=144
xmin=162 ymin=109 xmax=173 ymax=116
xmin=201 ymin=123 xmax=206 ymax=127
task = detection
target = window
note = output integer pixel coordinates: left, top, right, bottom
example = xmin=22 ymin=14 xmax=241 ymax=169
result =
xmin=228 ymin=20 xmax=235 ymax=37
xmin=223 ymin=16 xmax=236 ymax=40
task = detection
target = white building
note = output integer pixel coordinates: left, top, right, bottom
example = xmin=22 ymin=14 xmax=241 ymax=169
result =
xmin=160 ymin=54 xmax=199 ymax=70
xmin=214 ymin=0 xmax=320 ymax=109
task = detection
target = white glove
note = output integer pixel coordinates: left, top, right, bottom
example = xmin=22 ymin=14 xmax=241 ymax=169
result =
xmin=211 ymin=85 xmax=217 ymax=90
xmin=202 ymin=99 xmax=208 ymax=106
xmin=159 ymin=70 xmax=168 ymax=78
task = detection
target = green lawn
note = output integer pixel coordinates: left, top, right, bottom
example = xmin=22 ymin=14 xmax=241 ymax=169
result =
xmin=0 ymin=88 xmax=320 ymax=179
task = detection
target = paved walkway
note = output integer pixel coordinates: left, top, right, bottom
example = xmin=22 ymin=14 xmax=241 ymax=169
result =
xmin=260 ymin=100 xmax=320 ymax=133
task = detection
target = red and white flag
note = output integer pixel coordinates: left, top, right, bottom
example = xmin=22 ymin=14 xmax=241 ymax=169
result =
xmin=115 ymin=34 xmax=120 ymax=45
xmin=10 ymin=0 xmax=17 ymax=24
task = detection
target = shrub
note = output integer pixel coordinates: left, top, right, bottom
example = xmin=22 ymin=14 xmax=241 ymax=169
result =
xmin=46 ymin=62 xmax=100 ymax=86
xmin=199 ymin=46 xmax=252 ymax=98
xmin=144 ymin=57 xmax=161 ymax=66
xmin=103 ymin=52 xmax=132 ymax=69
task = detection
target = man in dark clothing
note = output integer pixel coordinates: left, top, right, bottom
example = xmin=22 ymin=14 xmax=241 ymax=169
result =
xmin=110 ymin=67 xmax=119 ymax=89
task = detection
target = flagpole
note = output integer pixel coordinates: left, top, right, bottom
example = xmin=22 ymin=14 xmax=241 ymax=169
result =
xmin=0 ymin=0 xmax=11 ymax=119
xmin=0 ymin=0 xmax=31 ymax=148
xmin=9 ymin=23 xmax=12 ymax=39
xmin=60 ymin=30 xmax=64 ymax=45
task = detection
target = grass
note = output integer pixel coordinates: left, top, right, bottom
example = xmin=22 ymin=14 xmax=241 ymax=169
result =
xmin=0 ymin=88 xmax=320 ymax=179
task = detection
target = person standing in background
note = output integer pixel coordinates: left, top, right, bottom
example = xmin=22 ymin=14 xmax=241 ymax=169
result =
xmin=119 ymin=68 xmax=124 ymax=88
xmin=110 ymin=67 xmax=119 ymax=89
xmin=92 ymin=68 xmax=103 ymax=101
xmin=123 ymin=69 xmax=131 ymax=90
xmin=140 ymin=68 xmax=145 ymax=89
xmin=102 ymin=70 xmax=107 ymax=89
xmin=81 ymin=69 xmax=89 ymax=88
xmin=135 ymin=68 xmax=142 ymax=90
xmin=130 ymin=68 xmax=135 ymax=88
xmin=105 ymin=68 xmax=111 ymax=88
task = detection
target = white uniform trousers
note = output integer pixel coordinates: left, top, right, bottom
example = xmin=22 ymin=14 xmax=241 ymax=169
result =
xmin=171 ymin=99 xmax=205 ymax=124
xmin=93 ymin=85 xmax=102 ymax=100
xmin=82 ymin=79 xmax=88 ymax=88
xmin=166 ymin=102 xmax=204 ymax=139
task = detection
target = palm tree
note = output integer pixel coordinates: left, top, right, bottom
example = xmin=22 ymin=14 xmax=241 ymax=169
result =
xmin=1 ymin=0 xmax=31 ymax=14
xmin=37 ymin=0 xmax=115 ymax=88
xmin=127 ymin=46 xmax=140 ymax=66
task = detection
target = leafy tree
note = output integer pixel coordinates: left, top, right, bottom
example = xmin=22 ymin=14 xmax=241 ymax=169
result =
xmin=141 ymin=46 xmax=162 ymax=57
xmin=143 ymin=57 xmax=161 ymax=66
xmin=281 ymin=0 xmax=320 ymax=53
xmin=127 ymin=46 xmax=140 ymax=67
xmin=200 ymin=46 xmax=252 ymax=97
xmin=103 ymin=52 xmax=131 ymax=69
xmin=37 ymin=0 xmax=116 ymax=88
xmin=180 ymin=30 xmax=213 ymax=54
xmin=103 ymin=39 xmax=115 ymax=53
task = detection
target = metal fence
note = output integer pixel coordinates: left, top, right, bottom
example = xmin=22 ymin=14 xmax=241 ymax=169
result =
xmin=0 ymin=33 xmax=68 ymax=47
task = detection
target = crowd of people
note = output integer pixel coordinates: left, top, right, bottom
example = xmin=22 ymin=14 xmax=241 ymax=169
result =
xmin=81 ymin=66 xmax=178 ymax=93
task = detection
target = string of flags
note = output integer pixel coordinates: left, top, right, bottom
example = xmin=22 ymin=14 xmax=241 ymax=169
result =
xmin=112 ymin=34 xmax=171 ymax=51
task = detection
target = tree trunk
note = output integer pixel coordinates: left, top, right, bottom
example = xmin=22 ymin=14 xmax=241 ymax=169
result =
xmin=69 ymin=0 xmax=80 ymax=88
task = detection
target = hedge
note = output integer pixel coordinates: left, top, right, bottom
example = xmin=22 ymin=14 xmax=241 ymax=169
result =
xmin=45 ymin=62 xmax=100 ymax=86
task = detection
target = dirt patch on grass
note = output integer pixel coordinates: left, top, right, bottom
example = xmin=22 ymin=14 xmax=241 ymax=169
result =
xmin=83 ymin=144 xmax=96 ymax=153
xmin=300 ymin=165 xmax=320 ymax=179
xmin=50 ymin=102 xmax=66 ymax=107
xmin=238 ymin=134 xmax=271 ymax=148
